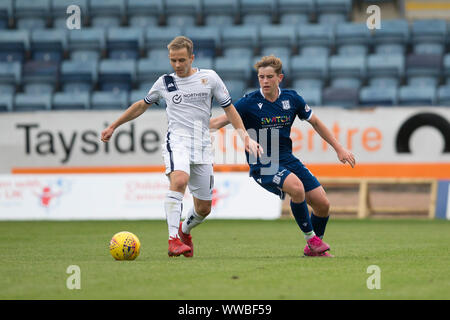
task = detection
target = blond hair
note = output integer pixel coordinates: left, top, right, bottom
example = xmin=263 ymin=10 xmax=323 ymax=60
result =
xmin=167 ymin=36 xmax=194 ymax=56
xmin=254 ymin=55 xmax=283 ymax=74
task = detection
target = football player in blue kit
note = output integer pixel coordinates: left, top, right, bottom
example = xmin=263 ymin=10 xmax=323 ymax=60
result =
xmin=210 ymin=55 xmax=356 ymax=257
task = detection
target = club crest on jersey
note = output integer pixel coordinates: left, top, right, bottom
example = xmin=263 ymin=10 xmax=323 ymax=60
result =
xmin=281 ymin=100 xmax=291 ymax=110
xmin=201 ymin=78 xmax=208 ymax=85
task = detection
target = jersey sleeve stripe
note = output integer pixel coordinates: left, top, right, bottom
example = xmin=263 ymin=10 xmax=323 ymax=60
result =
xmin=219 ymin=97 xmax=232 ymax=107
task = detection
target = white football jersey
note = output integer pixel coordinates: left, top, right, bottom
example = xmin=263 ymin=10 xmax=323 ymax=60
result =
xmin=144 ymin=68 xmax=231 ymax=163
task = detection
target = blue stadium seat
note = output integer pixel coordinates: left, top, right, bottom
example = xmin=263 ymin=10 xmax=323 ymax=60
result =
xmin=14 ymin=93 xmax=52 ymax=111
xmin=221 ymin=25 xmax=258 ymax=58
xmin=60 ymin=60 xmax=97 ymax=93
xmin=0 ymin=30 xmax=29 ymax=62
xmin=398 ymin=85 xmax=436 ymax=106
xmin=51 ymin=0 xmax=89 ymax=29
xmin=185 ymin=26 xmax=221 ymax=58
xmin=322 ymin=87 xmax=359 ymax=108
xmin=437 ymin=85 xmax=450 ymax=106
xmin=202 ymin=0 xmax=238 ymax=26
xmin=193 ymin=57 xmax=214 ymax=70
xmin=106 ymin=27 xmax=144 ymax=60
xmin=223 ymin=79 xmax=246 ymax=104
xmin=0 ymin=92 xmax=13 ymax=112
xmin=405 ymin=53 xmax=442 ymax=88
xmin=278 ymin=0 xmax=313 ymax=25
xmin=89 ymin=0 xmax=125 ymax=28
xmin=98 ymin=59 xmax=136 ymax=92
xmin=31 ymin=29 xmax=68 ymax=62
xmin=0 ymin=0 xmax=12 ymax=29
xmin=411 ymin=19 xmax=447 ymax=55
xmin=240 ymin=0 xmax=276 ymax=25
xmin=23 ymin=83 xmax=55 ymax=94
xmin=359 ymin=86 xmax=398 ymax=106
xmin=136 ymin=58 xmax=172 ymax=85
xmin=215 ymin=56 xmax=251 ymax=82
xmin=52 ymin=92 xmax=91 ymax=110
xmin=0 ymin=61 xmax=21 ymax=88
xmin=91 ymin=91 xmax=129 ymax=110
xmin=68 ymin=28 xmax=106 ymax=61
xmin=291 ymin=55 xmax=327 ymax=89
xmin=0 ymin=83 xmax=15 ymax=94
xmin=127 ymin=0 xmax=161 ymax=27
xmin=329 ymin=55 xmax=366 ymax=89
xmin=14 ymin=0 xmax=50 ymax=29
xmin=444 ymin=53 xmax=450 ymax=83
xmin=145 ymin=26 xmax=182 ymax=56
xmin=367 ymin=54 xmax=404 ymax=87
xmin=372 ymin=19 xmax=409 ymax=55
xmin=316 ymin=0 xmax=352 ymax=25
xmin=164 ymin=0 xmax=201 ymax=27
xmin=297 ymin=24 xmax=334 ymax=57
xmin=259 ymin=25 xmax=296 ymax=58
xmin=335 ymin=22 xmax=371 ymax=56
xmin=294 ymin=87 xmax=322 ymax=106
xmin=22 ymin=60 xmax=59 ymax=90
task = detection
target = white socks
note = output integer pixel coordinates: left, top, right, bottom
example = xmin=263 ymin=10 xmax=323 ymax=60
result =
xmin=182 ymin=207 xmax=205 ymax=235
xmin=164 ymin=190 xmax=184 ymax=239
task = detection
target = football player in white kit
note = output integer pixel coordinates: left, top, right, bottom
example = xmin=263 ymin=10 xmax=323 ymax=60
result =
xmin=101 ymin=36 xmax=261 ymax=257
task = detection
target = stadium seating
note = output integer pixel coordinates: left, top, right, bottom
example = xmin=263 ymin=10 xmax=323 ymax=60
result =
xmin=0 ymin=1 xmax=449 ymax=110
xmin=372 ymin=19 xmax=410 ymax=55
xmin=359 ymin=86 xmax=398 ymax=106
xmin=398 ymin=85 xmax=437 ymax=106
xmin=322 ymin=87 xmax=359 ymax=108
xmin=106 ymin=27 xmax=144 ymax=60
xmin=184 ymin=26 xmax=221 ymax=58
xmin=291 ymin=55 xmax=328 ymax=89
xmin=52 ymin=92 xmax=90 ymax=110
xmin=91 ymin=91 xmax=129 ymax=110
xmin=60 ymin=60 xmax=98 ymax=93
xmin=127 ymin=0 xmax=161 ymax=28
xmin=202 ymin=0 xmax=238 ymax=26
xmin=240 ymin=0 xmax=276 ymax=25
xmin=278 ymin=0 xmax=314 ymax=25
xmin=221 ymin=25 xmax=258 ymax=58
xmin=89 ymin=0 xmax=126 ymax=28
xmin=411 ymin=19 xmax=447 ymax=55
xmin=335 ymin=22 xmax=371 ymax=56
xmin=297 ymin=24 xmax=334 ymax=57
xmin=14 ymin=93 xmax=52 ymax=111
xmin=98 ymin=59 xmax=136 ymax=92
xmin=14 ymin=0 xmax=50 ymax=30
xmin=164 ymin=0 xmax=201 ymax=27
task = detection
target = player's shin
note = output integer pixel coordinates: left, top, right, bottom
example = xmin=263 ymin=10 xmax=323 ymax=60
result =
xmin=311 ymin=213 xmax=329 ymax=239
xmin=290 ymin=200 xmax=316 ymax=240
xmin=182 ymin=207 xmax=205 ymax=234
xmin=164 ymin=190 xmax=184 ymax=239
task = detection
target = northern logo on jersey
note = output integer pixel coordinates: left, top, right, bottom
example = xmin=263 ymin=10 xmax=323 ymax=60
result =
xmin=282 ymin=100 xmax=291 ymax=110
xmin=172 ymin=94 xmax=182 ymax=104
xmin=257 ymin=103 xmax=263 ymax=109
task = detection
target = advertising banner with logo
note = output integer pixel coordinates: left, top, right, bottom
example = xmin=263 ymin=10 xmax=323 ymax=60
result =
xmin=0 ymin=173 xmax=281 ymax=220
xmin=0 ymin=107 xmax=449 ymax=178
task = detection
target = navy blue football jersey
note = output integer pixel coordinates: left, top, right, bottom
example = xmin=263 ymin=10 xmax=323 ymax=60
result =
xmin=234 ymin=88 xmax=312 ymax=173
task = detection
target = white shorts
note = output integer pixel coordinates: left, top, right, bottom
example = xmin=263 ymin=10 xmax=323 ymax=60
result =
xmin=162 ymin=141 xmax=214 ymax=201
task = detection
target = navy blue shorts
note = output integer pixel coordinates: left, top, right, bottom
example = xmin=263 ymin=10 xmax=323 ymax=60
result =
xmin=250 ymin=158 xmax=321 ymax=200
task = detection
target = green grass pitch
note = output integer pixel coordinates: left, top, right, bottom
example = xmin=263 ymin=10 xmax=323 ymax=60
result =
xmin=0 ymin=219 xmax=449 ymax=300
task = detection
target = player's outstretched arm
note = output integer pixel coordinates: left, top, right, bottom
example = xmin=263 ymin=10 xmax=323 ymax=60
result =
xmin=101 ymin=99 xmax=151 ymax=142
xmin=308 ymin=114 xmax=356 ymax=168
xmin=210 ymin=114 xmax=230 ymax=130
xmin=223 ymin=104 xmax=263 ymax=158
